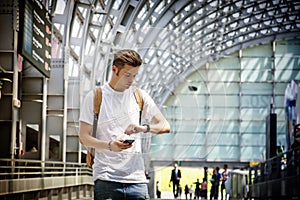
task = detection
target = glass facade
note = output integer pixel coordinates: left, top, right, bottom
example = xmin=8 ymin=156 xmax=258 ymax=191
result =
xmin=156 ymin=39 xmax=300 ymax=162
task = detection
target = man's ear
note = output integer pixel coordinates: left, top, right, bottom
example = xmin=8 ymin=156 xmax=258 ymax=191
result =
xmin=112 ymin=65 xmax=117 ymax=72
xmin=112 ymin=65 xmax=119 ymax=75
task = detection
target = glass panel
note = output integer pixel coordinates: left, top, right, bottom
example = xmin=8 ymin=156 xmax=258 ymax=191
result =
xmin=242 ymin=43 xmax=272 ymax=57
xmin=208 ymin=70 xmax=240 ymax=82
xmin=275 ymin=39 xmax=300 ymax=55
xmin=240 ymin=133 xmax=265 ymax=146
xmin=174 ymin=145 xmax=206 ymax=159
xmin=241 ymin=95 xmax=271 ymax=108
xmin=206 ymin=146 xmax=240 ymax=160
xmin=240 ymin=147 xmax=265 ymax=161
xmin=241 ymin=69 xmax=273 ymax=82
xmin=26 ymin=124 xmax=39 ymax=152
xmin=275 ymin=69 xmax=300 ymax=82
xmin=241 ymin=83 xmax=273 ymax=95
xmin=241 ymin=57 xmax=273 ymax=70
xmin=174 ymin=133 xmax=205 ymax=145
xmin=150 ymin=145 xmax=174 ymax=159
xmin=54 ymin=0 xmax=66 ymax=15
xmin=215 ymin=56 xmax=240 ymax=70
xmin=241 ymin=108 xmax=268 ymax=121
xmin=240 ymin=121 xmax=265 ymax=133
xmin=151 ymin=134 xmax=174 ymax=145
xmin=49 ymin=135 xmax=60 ymax=160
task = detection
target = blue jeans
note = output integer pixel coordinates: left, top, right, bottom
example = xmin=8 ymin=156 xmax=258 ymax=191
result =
xmin=94 ymin=179 xmax=150 ymax=200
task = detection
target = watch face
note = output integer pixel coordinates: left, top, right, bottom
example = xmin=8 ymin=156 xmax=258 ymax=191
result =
xmin=143 ymin=124 xmax=150 ymax=132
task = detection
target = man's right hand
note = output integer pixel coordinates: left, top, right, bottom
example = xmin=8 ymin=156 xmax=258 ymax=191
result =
xmin=110 ymin=140 xmax=133 ymax=152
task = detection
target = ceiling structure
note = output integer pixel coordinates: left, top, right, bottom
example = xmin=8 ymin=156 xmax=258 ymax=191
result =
xmin=51 ymin=0 xmax=300 ymax=105
xmin=49 ymin=0 xmax=300 ymax=166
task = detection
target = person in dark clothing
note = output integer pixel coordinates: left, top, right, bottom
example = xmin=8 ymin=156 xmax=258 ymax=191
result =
xmin=156 ymin=181 xmax=161 ymax=198
xmin=210 ymin=168 xmax=217 ymax=200
xmin=184 ymin=184 xmax=189 ymax=200
xmin=193 ymin=178 xmax=201 ymax=199
xmin=214 ymin=167 xmax=222 ymax=199
xmin=212 ymin=167 xmax=222 ymax=200
xmin=169 ymin=162 xmax=182 ymax=198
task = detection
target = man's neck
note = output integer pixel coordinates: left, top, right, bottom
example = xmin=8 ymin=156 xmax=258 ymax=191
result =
xmin=109 ymin=81 xmax=124 ymax=92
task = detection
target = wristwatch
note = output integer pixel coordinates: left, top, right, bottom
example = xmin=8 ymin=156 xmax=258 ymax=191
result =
xmin=143 ymin=124 xmax=150 ymax=133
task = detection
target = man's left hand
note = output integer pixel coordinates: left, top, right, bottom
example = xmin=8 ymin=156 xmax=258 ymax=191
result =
xmin=124 ymin=124 xmax=143 ymax=135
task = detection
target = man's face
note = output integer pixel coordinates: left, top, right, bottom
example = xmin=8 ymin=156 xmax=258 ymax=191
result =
xmin=114 ymin=64 xmax=139 ymax=90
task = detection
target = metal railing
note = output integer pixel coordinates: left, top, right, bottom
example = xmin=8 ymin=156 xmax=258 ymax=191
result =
xmin=249 ymin=146 xmax=300 ymax=199
xmin=0 ymin=158 xmax=93 ymax=199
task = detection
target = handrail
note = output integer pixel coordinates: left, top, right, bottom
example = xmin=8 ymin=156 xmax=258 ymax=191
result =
xmin=0 ymin=158 xmax=92 ymax=180
xmin=249 ymin=146 xmax=300 ymax=184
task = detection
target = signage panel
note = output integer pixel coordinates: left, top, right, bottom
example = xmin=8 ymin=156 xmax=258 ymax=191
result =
xmin=19 ymin=0 xmax=52 ymax=78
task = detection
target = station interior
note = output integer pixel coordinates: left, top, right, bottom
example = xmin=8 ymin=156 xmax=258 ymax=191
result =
xmin=0 ymin=0 xmax=300 ymax=199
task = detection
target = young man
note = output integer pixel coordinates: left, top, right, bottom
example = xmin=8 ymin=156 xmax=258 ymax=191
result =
xmin=79 ymin=49 xmax=170 ymax=200
xmin=169 ymin=162 xmax=182 ymax=198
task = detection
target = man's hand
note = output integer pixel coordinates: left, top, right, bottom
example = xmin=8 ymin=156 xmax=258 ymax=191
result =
xmin=124 ymin=124 xmax=145 ymax=135
xmin=110 ymin=140 xmax=133 ymax=152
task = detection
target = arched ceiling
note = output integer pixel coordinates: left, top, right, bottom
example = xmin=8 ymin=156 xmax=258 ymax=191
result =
xmin=51 ymin=0 xmax=300 ymax=106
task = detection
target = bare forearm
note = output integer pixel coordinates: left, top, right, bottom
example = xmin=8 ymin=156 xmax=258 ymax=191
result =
xmin=79 ymin=121 xmax=109 ymax=150
xmin=149 ymin=120 xmax=170 ymax=134
xmin=79 ymin=121 xmax=133 ymax=152
xmin=80 ymin=133 xmax=109 ymax=150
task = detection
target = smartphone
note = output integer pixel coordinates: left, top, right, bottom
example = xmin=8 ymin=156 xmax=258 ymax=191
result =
xmin=123 ymin=139 xmax=135 ymax=144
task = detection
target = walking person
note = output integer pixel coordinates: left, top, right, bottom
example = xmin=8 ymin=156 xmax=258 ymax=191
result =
xmin=210 ymin=168 xmax=216 ymax=200
xmin=169 ymin=162 xmax=182 ymax=198
xmin=156 ymin=181 xmax=161 ymax=199
xmin=79 ymin=49 xmax=170 ymax=200
xmin=201 ymin=178 xmax=208 ymax=200
xmin=210 ymin=167 xmax=222 ymax=200
xmin=221 ymin=164 xmax=229 ymax=200
xmin=184 ymin=184 xmax=189 ymax=200
xmin=193 ymin=178 xmax=201 ymax=199
xmin=189 ymin=185 xmax=194 ymax=200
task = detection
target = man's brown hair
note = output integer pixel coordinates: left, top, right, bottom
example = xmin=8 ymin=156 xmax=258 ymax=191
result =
xmin=113 ymin=49 xmax=142 ymax=69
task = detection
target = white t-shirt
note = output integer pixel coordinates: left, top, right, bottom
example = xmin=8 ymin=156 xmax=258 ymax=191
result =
xmin=79 ymin=83 xmax=161 ymax=183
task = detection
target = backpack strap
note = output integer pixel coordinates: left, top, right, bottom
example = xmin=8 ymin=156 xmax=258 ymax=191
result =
xmin=94 ymin=87 xmax=102 ymax=115
xmin=93 ymin=87 xmax=102 ymax=137
xmin=86 ymin=87 xmax=102 ymax=167
xmin=133 ymin=87 xmax=144 ymax=125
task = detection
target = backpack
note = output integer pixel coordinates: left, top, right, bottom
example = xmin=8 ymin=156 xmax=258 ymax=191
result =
xmin=86 ymin=86 xmax=144 ymax=167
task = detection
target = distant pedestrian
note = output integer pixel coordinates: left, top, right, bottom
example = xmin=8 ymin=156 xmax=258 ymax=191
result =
xmin=169 ymin=162 xmax=182 ymax=198
xmin=184 ymin=184 xmax=189 ymax=200
xmin=156 ymin=181 xmax=161 ymax=198
xmin=221 ymin=164 xmax=229 ymax=200
xmin=189 ymin=185 xmax=194 ymax=200
xmin=201 ymin=178 xmax=208 ymax=199
xmin=193 ymin=178 xmax=201 ymax=199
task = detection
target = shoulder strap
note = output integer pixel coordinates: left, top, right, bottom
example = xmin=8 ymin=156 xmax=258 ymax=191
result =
xmin=133 ymin=87 xmax=143 ymax=111
xmin=93 ymin=87 xmax=102 ymax=137
xmin=133 ymin=87 xmax=144 ymax=125
xmin=94 ymin=87 xmax=102 ymax=114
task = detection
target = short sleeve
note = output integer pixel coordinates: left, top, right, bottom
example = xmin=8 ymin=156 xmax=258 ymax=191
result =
xmin=79 ymin=90 xmax=94 ymax=125
xmin=140 ymin=89 xmax=162 ymax=121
